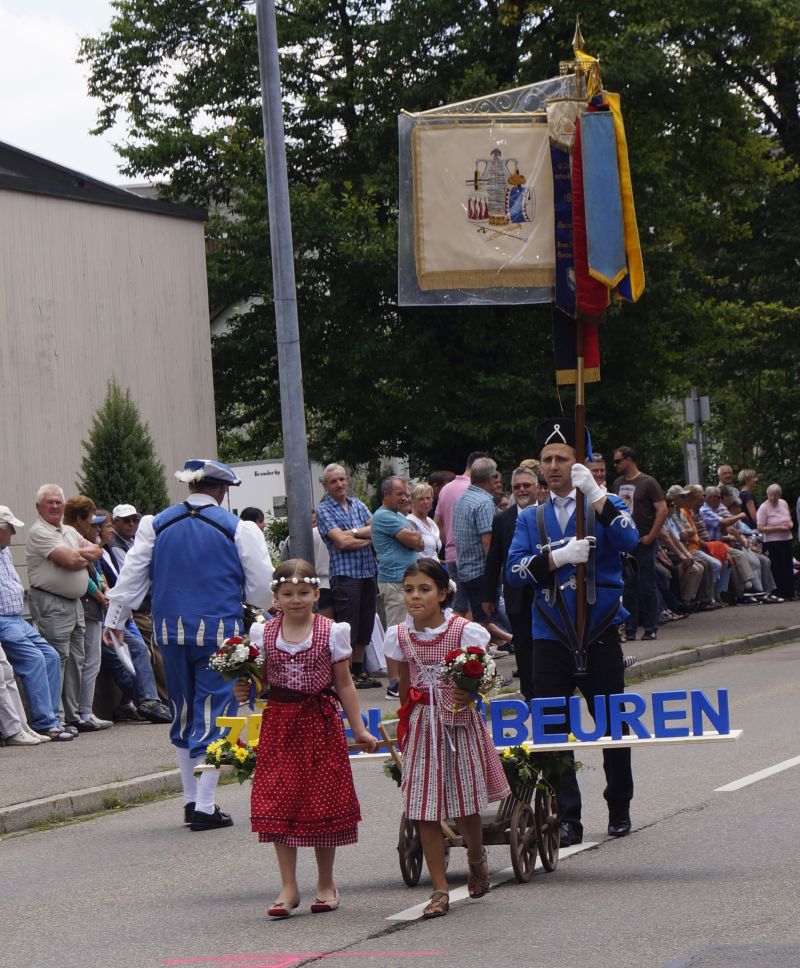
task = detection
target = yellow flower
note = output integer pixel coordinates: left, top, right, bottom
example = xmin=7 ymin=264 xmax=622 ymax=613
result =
xmin=568 ymin=732 xmax=577 ymax=743
xmin=250 ymin=739 xmax=259 ymax=749
xmin=207 ymin=739 xmax=224 ymax=755
xmin=214 ymin=749 xmax=222 ymax=762
xmin=234 ymin=747 xmax=249 ymax=763
xmin=501 ymin=748 xmax=512 ymax=759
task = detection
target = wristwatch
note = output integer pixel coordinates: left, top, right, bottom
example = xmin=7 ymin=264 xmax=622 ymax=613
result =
xmin=351 ymin=528 xmax=359 ymax=537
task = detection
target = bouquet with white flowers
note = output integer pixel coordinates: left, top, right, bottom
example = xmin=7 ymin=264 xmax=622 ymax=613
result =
xmin=208 ymin=635 xmax=263 ymax=681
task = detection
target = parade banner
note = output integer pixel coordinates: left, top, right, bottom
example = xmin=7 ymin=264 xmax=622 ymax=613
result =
xmin=397 ymin=75 xmax=568 ymax=308
xmin=411 ymin=121 xmax=555 ymax=291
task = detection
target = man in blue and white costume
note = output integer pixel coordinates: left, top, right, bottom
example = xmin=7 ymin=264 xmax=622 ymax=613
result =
xmin=506 ymin=418 xmax=639 ymax=847
xmin=104 ymin=460 xmax=273 ymax=831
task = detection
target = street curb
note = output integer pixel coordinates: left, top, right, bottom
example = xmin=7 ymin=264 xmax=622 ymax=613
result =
xmin=4 ymin=625 xmax=799 ymax=836
xmin=0 ymin=769 xmax=182 ymax=836
xmin=628 ymin=624 xmax=800 ymax=680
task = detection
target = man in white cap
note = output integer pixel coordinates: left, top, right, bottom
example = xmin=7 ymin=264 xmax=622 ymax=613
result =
xmin=109 ymin=503 xmax=167 ymax=704
xmin=104 ymin=460 xmax=273 ymax=830
xmin=0 ymin=506 xmax=73 ymax=741
xmin=109 ymin=503 xmax=140 ymax=569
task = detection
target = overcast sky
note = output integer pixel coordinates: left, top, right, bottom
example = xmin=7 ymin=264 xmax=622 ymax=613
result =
xmin=0 ymin=1 xmax=132 ymax=184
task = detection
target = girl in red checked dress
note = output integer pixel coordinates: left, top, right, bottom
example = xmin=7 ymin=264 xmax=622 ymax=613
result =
xmin=383 ymin=558 xmax=510 ymax=919
xmin=233 ymin=558 xmax=378 ymax=919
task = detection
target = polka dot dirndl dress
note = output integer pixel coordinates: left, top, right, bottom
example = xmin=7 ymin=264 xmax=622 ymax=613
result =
xmin=250 ymin=614 xmax=361 ymax=847
xmin=399 ymin=617 xmax=510 ymax=822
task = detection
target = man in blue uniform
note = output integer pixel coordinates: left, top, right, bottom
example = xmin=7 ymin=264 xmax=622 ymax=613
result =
xmin=104 ymin=460 xmax=273 ymax=831
xmin=506 ymin=419 xmax=639 ymax=845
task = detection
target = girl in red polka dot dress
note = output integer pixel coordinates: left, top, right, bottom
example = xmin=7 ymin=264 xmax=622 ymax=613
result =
xmin=233 ymin=558 xmax=378 ymax=919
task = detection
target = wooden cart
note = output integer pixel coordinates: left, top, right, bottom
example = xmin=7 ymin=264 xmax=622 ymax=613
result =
xmin=379 ymin=722 xmax=560 ymax=885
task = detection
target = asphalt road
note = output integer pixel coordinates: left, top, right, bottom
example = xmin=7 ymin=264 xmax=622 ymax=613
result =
xmin=4 ymin=641 xmax=800 ymax=968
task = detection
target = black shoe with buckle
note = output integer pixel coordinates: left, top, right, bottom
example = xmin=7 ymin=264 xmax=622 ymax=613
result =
xmin=559 ymin=822 xmax=582 ymax=848
xmin=608 ymin=815 xmax=632 ymax=837
xmin=189 ymin=805 xmax=233 ymax=831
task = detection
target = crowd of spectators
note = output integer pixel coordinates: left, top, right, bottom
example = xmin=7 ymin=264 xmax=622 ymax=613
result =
xmin=0 ymin=491 xmax=170 ymax=749
xmin=4 ymin=451 xmax=796 ymax=748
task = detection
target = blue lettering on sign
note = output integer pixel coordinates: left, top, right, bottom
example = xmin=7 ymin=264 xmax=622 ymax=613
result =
xmin=489 ymin=699 xmax=529 ymax=745
xmin=608 ymin=693 xmax=650 ymax=740
xmin=530 ymin=697 xmax=569 ymax=744
xmin=568 ymin=694 xmax=607 ymax=741
xmin=691 ymin=688 xmax=730 ymax=735
xmin=652 ymin=690 xmax=690 ymax=738
xmin=335 ymin=688 xmax=731 ymax=751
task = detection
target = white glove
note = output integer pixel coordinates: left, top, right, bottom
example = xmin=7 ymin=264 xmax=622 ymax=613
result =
xmin=551 ymin=537 xmax=591 ymax=568
xmin=571 ymin=463 xmax=606 ymax=505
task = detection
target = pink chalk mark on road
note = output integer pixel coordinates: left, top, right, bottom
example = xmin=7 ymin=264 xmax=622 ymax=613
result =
xmin=163 ymin=952 xmax=448 ymax=968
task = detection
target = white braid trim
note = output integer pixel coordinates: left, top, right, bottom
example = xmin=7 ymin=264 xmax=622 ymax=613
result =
xmin=510 ymin=556 xmax=535 ymax=582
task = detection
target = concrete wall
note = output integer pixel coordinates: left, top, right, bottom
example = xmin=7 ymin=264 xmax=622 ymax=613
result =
xmin=0 ymin=189 xmax=217 ymax=582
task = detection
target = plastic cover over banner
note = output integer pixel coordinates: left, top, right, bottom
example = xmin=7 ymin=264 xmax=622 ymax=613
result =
xmin=398 ymin=75 xmax=572 ymax=307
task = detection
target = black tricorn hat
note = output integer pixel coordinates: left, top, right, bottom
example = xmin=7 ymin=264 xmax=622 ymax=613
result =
xmin=535 ymin=417 xmax=594 ymax=460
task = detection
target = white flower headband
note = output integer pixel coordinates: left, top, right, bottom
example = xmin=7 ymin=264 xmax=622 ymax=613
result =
xmin=270 ymin=575 xmax=321 ymax=588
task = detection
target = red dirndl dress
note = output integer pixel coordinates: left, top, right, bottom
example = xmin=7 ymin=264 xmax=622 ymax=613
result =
xmin=250 ymin=614 xmax=361 ymax=847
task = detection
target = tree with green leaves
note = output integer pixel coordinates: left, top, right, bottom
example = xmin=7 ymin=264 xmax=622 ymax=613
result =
xmin=79 ymin=1 xmax=799 ymax=493
xmin=77 ymin=378 xmax=169 ymax=514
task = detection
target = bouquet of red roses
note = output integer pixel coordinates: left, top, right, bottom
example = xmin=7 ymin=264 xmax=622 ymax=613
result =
xmin=208 ymin=635 xmax=263 ymax=681
xmin=440 ymin=643 xmax=500 ymax=697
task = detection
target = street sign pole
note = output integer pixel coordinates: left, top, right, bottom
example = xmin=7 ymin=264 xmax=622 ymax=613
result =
xmin=254 ymin=0 xmax=314 ymax=563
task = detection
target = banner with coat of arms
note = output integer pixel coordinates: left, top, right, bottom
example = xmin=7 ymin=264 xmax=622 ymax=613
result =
xmin=411 ymin=121 xmax=554 ymax=291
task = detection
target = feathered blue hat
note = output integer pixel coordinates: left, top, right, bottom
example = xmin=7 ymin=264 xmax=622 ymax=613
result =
xmin=174 ymin=459 xmax=242 ymax=486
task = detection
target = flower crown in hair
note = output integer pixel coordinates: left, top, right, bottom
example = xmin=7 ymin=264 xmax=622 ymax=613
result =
xmin=271 ymin=575 xmax=321 ymax=589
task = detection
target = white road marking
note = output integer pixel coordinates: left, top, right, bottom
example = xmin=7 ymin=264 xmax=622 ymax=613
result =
xmin=386 ymin=842 xmax=597 ymax=921
xmin=714 ymin=754 xmax=800 ymax=792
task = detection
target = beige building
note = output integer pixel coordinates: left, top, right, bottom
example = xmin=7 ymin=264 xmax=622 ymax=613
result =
xmin=0 ymin=143 xmax=218 ymax=583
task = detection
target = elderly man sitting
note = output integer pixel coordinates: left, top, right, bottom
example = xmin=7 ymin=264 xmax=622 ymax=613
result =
xmin=0 ymin=505 xmax=73 ymax=741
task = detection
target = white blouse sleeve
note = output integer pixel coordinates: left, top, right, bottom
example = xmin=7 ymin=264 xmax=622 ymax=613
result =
xmin=248 ymin=621 xmax=265 ymax=655
xmin=383 ymin=624 xmax=406 ymax=662
xmin=329 ymin=622 xmax=353 ymax=663
xmin=461 ymin=622 xmax=491 ymax=649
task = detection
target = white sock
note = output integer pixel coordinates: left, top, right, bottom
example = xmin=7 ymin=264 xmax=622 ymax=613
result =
xmin=193 ymin=758 xmax=220 ymax=814
xmin=176 ymin=747 xmax=197 ymax=804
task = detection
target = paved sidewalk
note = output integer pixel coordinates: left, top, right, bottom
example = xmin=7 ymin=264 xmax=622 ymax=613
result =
xmin=2 ymin=600 xmax=798 ymax=834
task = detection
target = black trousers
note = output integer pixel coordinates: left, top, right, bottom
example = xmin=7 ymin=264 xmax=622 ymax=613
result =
xmin=508 ymin=610 xmax=534 ymax=701
xmin=533 ymin=627 xmax=634 ymax=836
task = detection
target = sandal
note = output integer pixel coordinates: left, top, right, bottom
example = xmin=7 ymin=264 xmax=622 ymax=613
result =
xmin=422 ymin=890 xmax=450 ymax=919
xmin=310 ymin=888 xmax=339 ymax=913
xmin=267 ymin=898 xmax=299 ymax=919
xmin=467 ymin=848 xmax=490 ymax=898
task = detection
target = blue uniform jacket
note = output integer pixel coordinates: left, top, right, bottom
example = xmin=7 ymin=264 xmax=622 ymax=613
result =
xmin=151 ymin=502 xmax=246 ymax=647
xmin=506 ymin=494 xmax=639 ymax=642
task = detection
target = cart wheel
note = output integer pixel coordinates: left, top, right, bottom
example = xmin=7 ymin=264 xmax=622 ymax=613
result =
xmin=509 ymin=800 xmax=537 ymax=882
xmin=534 ymin=786 xmax=560 ymax=872
xmin=398 ymin=813 xmax=423 ymax=886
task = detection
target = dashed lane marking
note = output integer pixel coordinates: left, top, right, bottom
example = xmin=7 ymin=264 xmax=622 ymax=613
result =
xmin=714 ymin=754 xmax=800 ymax=792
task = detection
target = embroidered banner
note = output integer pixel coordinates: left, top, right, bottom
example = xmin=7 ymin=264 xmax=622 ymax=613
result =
xmin=411 ymin=122 xmax=555 ymax=291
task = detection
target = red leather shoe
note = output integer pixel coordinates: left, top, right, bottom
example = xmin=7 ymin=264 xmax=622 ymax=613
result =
xmin=310 ymin=889 xmax=339 ymax=913
xmin=267 ymin=899 xmax=299 ymax=918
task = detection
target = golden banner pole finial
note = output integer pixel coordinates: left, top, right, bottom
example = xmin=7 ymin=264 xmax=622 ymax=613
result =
xmin=572 ymin=15 xmax=585 ymax=56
